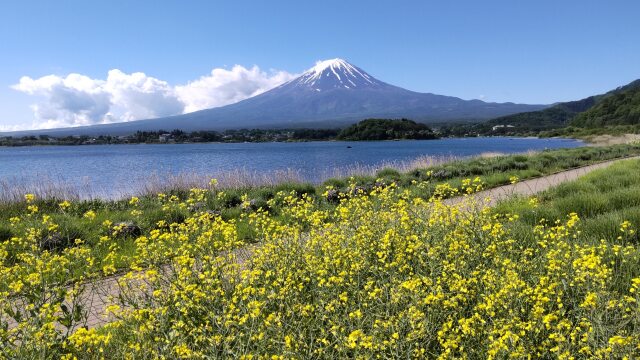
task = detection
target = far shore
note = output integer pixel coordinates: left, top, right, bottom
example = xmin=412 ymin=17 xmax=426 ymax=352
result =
xmin=0 ymin=134 xmax=589 ymax=148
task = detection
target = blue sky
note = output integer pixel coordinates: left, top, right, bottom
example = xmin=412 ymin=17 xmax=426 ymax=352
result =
xmin=1 ymin=0 xmax=638 ymax=129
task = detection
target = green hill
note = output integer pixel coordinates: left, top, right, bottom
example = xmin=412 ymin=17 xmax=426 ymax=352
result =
xmin=337 ymin=118 xmax=438 ymax=141
xmin=485 ymin=79 xmax=640 ymax=132
xmin=570 ymin=81 xmax=640 ymax=127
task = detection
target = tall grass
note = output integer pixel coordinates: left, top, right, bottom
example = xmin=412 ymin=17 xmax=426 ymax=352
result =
xmin=0 ymin=176 xmax=90 ymax=203
xmin=318 ymin=154 xmax=459 ymax=180
xmin=137 ymin=168 xmax=306 ymax=194
xmin=496 ymin=158 xmax=640 ymax=243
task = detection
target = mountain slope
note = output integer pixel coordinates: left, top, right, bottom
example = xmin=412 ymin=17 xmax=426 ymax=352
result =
xmin=485 ymin=79 xmax=640 ymax=131
xmin=118 ymin=59 xmax=546 ymax=129
xmin=4 ymin=59 xmax=547 ymax=136
xmin=570 ymin=81 xmax=640 ymax=127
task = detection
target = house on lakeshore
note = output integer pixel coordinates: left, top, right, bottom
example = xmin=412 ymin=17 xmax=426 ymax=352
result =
xmin=492 ymin=124 xmax=515 ymax=131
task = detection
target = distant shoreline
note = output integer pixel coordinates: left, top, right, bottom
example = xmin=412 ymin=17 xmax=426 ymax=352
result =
xmin=0 ymin=135 xmax=575 ymax=148
xmin=0 ymin=119 xmax=445 ymax=147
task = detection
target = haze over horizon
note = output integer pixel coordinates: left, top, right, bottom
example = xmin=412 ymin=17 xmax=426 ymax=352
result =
xmin=1 ymin=0 xmax=639 ymax=131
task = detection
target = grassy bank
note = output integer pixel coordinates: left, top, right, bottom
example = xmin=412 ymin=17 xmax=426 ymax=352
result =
xmin=496 ymin=158 xmax=640 ymax=244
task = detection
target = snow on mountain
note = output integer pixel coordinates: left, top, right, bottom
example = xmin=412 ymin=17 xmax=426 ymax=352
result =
xmin=292 ymin=58 xmax=380 ymax=90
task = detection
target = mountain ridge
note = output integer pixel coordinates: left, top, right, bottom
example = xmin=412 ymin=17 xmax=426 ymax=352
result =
xmin=570 ymin=80 xmax=640 ymax=127
xmin=485 ymin=79 xmax=640 ymax=131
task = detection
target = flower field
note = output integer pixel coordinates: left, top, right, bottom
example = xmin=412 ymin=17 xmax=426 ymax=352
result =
xmin=1 ymin=158 xmax=640 ymax=358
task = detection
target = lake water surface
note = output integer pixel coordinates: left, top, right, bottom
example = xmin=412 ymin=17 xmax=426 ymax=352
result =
xmin=0 ymin=137 xmax=583 ymax=198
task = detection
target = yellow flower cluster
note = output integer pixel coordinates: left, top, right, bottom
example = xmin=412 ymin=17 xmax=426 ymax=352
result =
xmin=1 ymin=180 xmax=639 ymax=359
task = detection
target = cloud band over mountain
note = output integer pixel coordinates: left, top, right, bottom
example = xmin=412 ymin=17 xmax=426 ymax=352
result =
xmin=12 ymin=66 xmax=297 ymax=129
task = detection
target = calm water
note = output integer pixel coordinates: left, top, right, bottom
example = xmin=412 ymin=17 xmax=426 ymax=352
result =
xmin=0 ymin=137 xmax=583 ymax=198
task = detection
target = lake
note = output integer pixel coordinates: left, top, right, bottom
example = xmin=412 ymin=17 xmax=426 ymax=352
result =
xmin=0 ymin=137 xmax=583 ymax=199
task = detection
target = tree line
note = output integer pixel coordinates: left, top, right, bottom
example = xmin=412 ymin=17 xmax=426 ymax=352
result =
xmin=0 ymin=119 xmax=443 ymax=147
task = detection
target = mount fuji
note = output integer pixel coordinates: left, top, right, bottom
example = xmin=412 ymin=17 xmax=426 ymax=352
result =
xmin=10 ymin=59 xmax=547 ymax=135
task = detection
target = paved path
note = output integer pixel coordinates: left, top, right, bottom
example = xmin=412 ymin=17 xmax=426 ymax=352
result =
xmin=6 ymin=156 xmax=640 ymax=331
xmin=446 ymin=156 xmax=640 ymax=207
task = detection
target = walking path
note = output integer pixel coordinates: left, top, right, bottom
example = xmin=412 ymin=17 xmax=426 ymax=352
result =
xmin=7 ymin=156 xmax=640 ymax=330
xmin=446 ymin=155 xmax=640 ymax=207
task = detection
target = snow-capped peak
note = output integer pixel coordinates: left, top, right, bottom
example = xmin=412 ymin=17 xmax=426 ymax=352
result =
xmin=307 ymin=58 xmax=353 ymax=76
xmin=294 ymin=58 xmax=379 ymax=90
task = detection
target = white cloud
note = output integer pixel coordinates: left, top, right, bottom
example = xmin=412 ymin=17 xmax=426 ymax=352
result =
xmin=13 ymin=73 xmax=111 ymax=128
xmin=0 ymin=123 xmax=27 ymax=132
xmin=11 ymin=64 xmax=297 ymax=130
xmin=104 ymin=70 xmax=184 ymax=122
xmin=176 ymin=65 xmax=296 ymax=113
